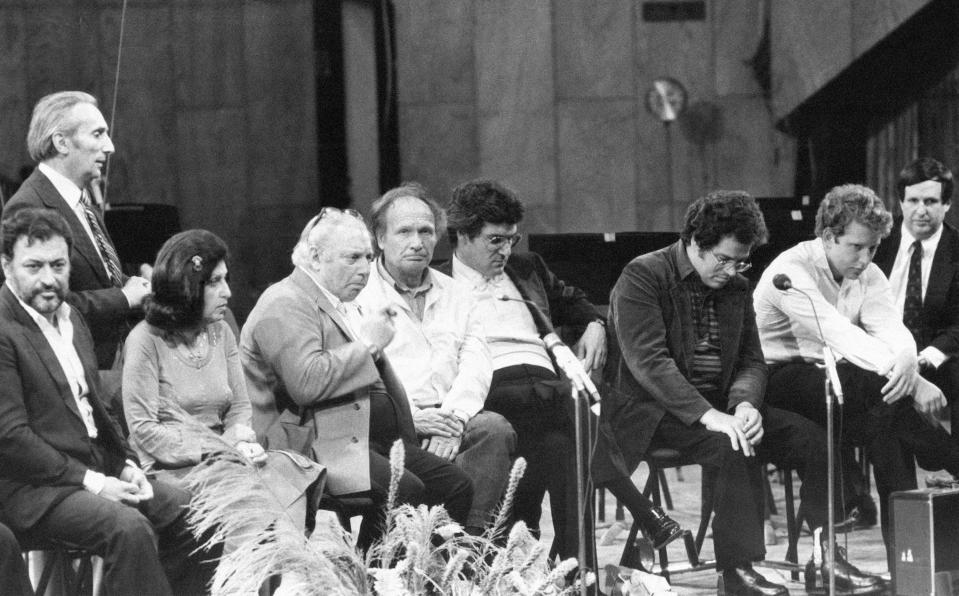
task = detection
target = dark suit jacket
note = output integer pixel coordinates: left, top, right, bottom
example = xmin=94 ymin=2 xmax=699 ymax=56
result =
xmin=873 ymin=221 xmax=959 ymax=357
xmin=241 ymin=267 xmax=416 ymax=495
xmin=593 ymin=241 xmax=767 ymax=482
xmin=0 ymin=286 xmax=134 ymax=532
xmin=436 ymin=252 xmax=602 ymax=337
xmin=5 ymin=169 xmax=133 ymax=368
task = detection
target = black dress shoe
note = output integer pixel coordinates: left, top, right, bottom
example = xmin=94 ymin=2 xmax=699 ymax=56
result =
xmin=639 ymin=506 xmax=683 ymax=550
xmin=821 ymin=544 xmax=887 ymax=591
xmin=721 ymin=565 xmax=788 ymax=596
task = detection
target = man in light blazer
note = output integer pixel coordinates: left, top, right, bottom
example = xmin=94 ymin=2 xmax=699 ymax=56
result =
xmin=873 ymin=158 xmax=959 ymax=448
xmin=241 ymin=208 xmax=472 ymax=548
xmin=5 ymin=91 xmax=151 ymax=369
xmin=0 ymin=207 xmax=213 ymax=595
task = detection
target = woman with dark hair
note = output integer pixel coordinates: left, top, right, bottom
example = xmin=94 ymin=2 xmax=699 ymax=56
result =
xmin=122 ymin=229 xmax=321 ymax=504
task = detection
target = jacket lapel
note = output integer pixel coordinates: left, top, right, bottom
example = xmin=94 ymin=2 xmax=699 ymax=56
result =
xmin=715 ymin=283 xmax=745 ymax=391
xmin=290 ymin=268 xmax=355 ymax=341
xmin=504 ymin=259 xmax=553 ymax=336
xmin=31 ymin=172 xmax=112 ymax=287
xmin=925 ymin=226 xmax=957 ymax=314
xmin=0 ymin=287 xmax=84 ymax=423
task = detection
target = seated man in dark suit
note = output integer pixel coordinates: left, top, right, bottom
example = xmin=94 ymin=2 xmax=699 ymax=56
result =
xmin=241 ymin=208 xmax=473 ymax=549
xmin=873 ymin=158 xmax=959 ymax=455
xmin=0 ymin=207 xmax=213 ymax=596
xmin=438 ymin=179 xmax=680 ymax=568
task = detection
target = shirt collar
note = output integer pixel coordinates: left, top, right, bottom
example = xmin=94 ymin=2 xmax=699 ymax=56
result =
xmin=296 ymin=265 xmax=344 ymax=310
xmin=6 ymin=280 xmax=72 ymax=330
xmin=899 ymin=221 xmax=944 ymax=255
xmin=376 ymin=257 xmax=432 ymax=295
xmin=674 ymin=241 xmax=699 ymax=282
xmin=38 ymin=163 xmax=84 ymax=207
xmin=452 ymin=253 xmax=499 ymax=285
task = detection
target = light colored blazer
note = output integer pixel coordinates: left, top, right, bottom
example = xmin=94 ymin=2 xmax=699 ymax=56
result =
xmin=240 ymin=267 xmax=415 ymax=494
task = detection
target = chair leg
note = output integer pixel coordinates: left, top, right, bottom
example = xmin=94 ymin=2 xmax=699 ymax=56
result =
xmin=783 ymin=468 xmax=801 ymax=581
xmin=597 ymin=488 xmax=606 ymax=523
xmin=695 ymin=467 xmax=715 ymax=554
xmin=657 ymin=469 xmax=674 ymax=510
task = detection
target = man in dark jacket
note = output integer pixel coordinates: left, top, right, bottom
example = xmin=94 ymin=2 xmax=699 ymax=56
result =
xmin=598 ymin=191 xmax=883 ymax=595
xmin=0 ymin=207 xmax=212 ymax=595
xmin=439 ymin=179 xmax=680 ymax=577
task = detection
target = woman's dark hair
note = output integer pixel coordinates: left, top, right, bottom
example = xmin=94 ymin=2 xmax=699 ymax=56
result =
xmin=145 ymin=229 xmax=228 ymax=333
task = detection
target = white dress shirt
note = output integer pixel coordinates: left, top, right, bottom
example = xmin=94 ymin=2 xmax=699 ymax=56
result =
xmin=887 ymin=223 xmax=948 ymax=368
xmin=754 ymin=238 xmax=916 ymax=373
xmin=451 ymin=255 xmax=554 ymax=372
xmin=355 ymin=261 xmax=492 ymax=421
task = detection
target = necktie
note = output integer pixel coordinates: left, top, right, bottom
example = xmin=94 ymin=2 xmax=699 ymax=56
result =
xmin=79 ymin=191 xmax=123 ymax=287
xmin=903 ymin=240 xmax=923 ymax=339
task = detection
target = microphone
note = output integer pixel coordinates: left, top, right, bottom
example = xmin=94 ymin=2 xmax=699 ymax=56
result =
xmin=772 ymin=273 xmax=791 ymax=291
xmin=496 ymin=294 xmax=603 ymax=412
xmin=772 ymin=274 xmax=844 ymax=404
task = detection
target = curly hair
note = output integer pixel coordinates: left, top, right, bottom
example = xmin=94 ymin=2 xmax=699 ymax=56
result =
xmin=1 ymin=206 xmax=74 ymax=260
xmin=145 ymin=229 xmax=229 ymax=333
xmin=896 ymin=157 xmax=954 ymax=205
xmin=815 ymin=184 xmax=892 ymax=239
xmin=680 ymin=190 xmax=768 ymax=251
xmin=446 ymin=179 xmax=525 ymax=247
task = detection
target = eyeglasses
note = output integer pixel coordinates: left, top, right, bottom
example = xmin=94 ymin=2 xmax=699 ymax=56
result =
xmin=299 ymin=207 xmax=364 ymax=244
xmin=709 ymin=250 xmax=751 ymax=273
xmin=483 ymin=233 xmax=522 ymax=251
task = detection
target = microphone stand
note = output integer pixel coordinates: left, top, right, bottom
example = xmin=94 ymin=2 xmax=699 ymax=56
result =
xmin=776 ymin=281 xmax=840 ymax=594
xmin=498 ymin=296 xmax=594 ymax=596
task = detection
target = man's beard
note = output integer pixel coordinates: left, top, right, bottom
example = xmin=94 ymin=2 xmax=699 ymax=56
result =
xmin=26 ymin=284 xmax=66 ymax=314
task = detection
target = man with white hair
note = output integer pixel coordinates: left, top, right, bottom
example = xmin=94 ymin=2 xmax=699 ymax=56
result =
xmin=240 ymin=208 xmax=472 ymax=548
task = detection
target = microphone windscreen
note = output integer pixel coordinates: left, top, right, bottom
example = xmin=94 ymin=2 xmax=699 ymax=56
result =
xmin=772 ymin=274 xmax=792 ymax=291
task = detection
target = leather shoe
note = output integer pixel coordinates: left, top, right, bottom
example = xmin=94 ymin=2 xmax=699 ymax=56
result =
xmin=720 ymin=565 xmax=788 ymax=596
xmin=639 ymin=506 xmax=683 ymax=550
xmin=821 ymin=544 xmax=887 ymax=591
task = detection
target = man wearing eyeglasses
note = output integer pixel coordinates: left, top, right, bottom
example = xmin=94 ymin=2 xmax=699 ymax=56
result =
xmin=754 ymin=184 xmax=959 ymax=571
xmin=600 ymin=190 xmax=888 ymax=594
xmin=437 ymin=179 xmax=645 ymax=573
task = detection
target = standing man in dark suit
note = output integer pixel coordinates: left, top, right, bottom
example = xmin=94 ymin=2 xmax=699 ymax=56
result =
xmin=873 ymin=158 xmax=959 ymax=449
xmin=438 ymin=179 xmax=680 ymax=574
xmin=0 ymin=207 xmax=213 ymax=595
xmin=241 ymin=208 xmax=472 ymax=549
xmin=5 ymin=91 xmax=150 ymax=369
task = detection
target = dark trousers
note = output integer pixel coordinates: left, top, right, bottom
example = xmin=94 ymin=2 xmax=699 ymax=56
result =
xmin=0 ymin=523 xmax=31 ymax=596
xmin=923 ymin=358 xmax=959 ymax=443
xmin=647 ymin=407 xmax=825 ymax=570
xmin=357 ymin=392 xmax=474 ymax=549
xmin=486 ymin=364 xmax=593 ymax=564
xmin=16 ymin=480 xmax=213 ymax=596
xmin=767 ymin=361 xmax=959 ymax=556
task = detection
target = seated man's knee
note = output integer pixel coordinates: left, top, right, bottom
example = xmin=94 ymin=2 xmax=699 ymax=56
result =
xmin=469 ymin=411 xmax=517 ymax=449
xmin=110 ymin=506 xmax=158 ymax=546
xmin=396 ymin=469 xmax=426 ymax=504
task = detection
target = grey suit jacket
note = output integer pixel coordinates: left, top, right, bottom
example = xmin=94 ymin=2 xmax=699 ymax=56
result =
xmin=240 ymin=267 xmax=415 ymax=494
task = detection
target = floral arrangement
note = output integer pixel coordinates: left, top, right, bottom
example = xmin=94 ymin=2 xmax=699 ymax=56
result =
xmin=183 ymin=436 xmax=593 ymax=596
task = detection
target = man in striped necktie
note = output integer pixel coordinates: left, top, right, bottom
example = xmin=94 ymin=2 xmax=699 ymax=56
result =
xmin=6 ymin=91 xmax=151 ymax=369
